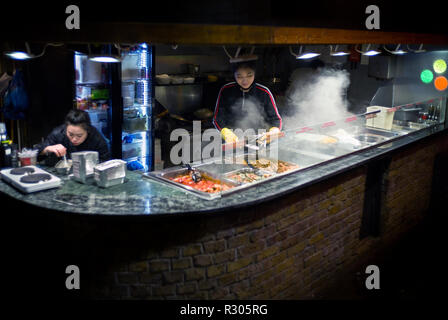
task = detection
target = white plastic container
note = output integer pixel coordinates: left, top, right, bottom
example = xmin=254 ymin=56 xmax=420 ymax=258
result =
xmin=170 ymin=76 xmax=184 ymax=84
xmin=183 ymin=77 xmax=195 ymax=84
xmin=365 ymin=106 xmax=395 ymax=130
xmin=155 ymin=74 xmax=171 ymax=85
xmin=18 ymin=149 xmax=38 ymax=166
xmin=122 ymin=82 xmax=135 ymax=107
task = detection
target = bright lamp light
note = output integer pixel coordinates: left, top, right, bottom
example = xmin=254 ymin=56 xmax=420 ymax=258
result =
xmin=89 ymin=56 xmax=121 ymax=63
xmin=4 ymin=51 xmax=34 ymax=60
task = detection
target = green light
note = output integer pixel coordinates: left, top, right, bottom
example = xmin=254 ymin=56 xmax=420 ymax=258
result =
xmin=420 ymin=69 xmax=433 ymax=83
xmin=433 ymin=59 xmax=447 ymax=74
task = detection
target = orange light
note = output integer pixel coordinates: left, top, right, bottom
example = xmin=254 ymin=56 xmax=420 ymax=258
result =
xmin=434 ymin=76 xmax=448 ymax=91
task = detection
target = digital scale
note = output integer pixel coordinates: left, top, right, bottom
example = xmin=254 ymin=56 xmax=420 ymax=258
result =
xmin=0 ymin=165 xmax=61 ymax=193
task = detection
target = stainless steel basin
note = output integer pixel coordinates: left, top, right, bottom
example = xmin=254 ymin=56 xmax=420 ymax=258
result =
xmin=362 ymin=127 xmax=400 ymax=138
xmin=353 ymin=134 xmax=387 ymax=144
xmin=143 ymin=166 xmax=240 ymax=200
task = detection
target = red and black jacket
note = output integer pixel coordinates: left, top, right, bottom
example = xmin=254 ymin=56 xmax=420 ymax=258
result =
xmin=213 ymin=82 xmax=282 ymax=132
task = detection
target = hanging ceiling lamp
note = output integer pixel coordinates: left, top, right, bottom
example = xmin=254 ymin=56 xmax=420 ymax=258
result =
xmin=355 ymin=44 xmax=381 ymax=56
xmin=4 ymin=42 xmax=35 ymax=60
xmin=289 ymin=45 xmax=321 ymax=60
xmin=384 ymin=44 xmax=407 ymax=55
xmin=329 ymin=45 xmax=350 ymax=56
xmin=88 ymin=44 xmax=121 ymax=63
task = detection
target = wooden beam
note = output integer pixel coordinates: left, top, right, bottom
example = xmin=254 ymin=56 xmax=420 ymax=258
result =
xmin=5 ymin=23 xmax=448 ymax=45
xmin=272 ymin=27 xmax=448 ymax=44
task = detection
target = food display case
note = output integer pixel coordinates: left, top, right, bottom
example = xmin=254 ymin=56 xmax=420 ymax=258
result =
xmin=144 ymin=95 xmax=446 ymax=200
xmin=144 ymin=49 xmax=448 ymax=199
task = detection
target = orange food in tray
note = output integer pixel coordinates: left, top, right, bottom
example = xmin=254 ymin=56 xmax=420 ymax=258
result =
xmin=171 ymin=174 xmax=233 ymax=193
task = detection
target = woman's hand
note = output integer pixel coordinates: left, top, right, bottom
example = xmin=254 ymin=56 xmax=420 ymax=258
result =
xmin=42 ymin=144 xmax=67 ymax=157
xmin=259 ymin=127 xmax=281 ymax=144
xmin=221 ymin=128 xmax=239 ymax=143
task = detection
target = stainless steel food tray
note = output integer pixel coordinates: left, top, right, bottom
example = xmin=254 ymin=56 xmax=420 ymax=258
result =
xmin=143 ymin=166 xmax=242 ymax=200
xmin=143 ymin=152 xmax=307 ymax=200
xmin=223 ymin=167 xmax=274 ymax=184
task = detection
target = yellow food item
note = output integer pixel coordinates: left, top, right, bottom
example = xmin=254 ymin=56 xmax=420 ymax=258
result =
xmin=221 ymin=128 xmax=239 ymax=143
xmin=321 ymin=136 xmax=338 ymax=144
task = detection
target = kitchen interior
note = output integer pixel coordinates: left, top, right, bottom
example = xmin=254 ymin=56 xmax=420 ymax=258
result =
xmin=0 ymin=42 xmax=447 ymax=196
xmin=146 ymin=43 xmax=448 ymax=198
xmin=0 ymin=6 xmax=447 ymax=300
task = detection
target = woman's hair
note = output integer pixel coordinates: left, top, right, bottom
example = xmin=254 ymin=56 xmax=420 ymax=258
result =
xmin=231 ymin=60 xmax=257 ymax=74
xmin=65 ymin=109 xmax=91 ymax=131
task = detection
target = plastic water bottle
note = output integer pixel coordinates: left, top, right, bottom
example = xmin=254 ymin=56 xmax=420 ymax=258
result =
xmin=10 ymin=144 xmax=19 ymax=168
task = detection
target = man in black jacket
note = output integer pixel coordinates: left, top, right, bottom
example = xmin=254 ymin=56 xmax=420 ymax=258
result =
xmin=37 ymin=109 xmax=110 ymax=162
xmin=213 ymin=59 xmax=282 ymax=143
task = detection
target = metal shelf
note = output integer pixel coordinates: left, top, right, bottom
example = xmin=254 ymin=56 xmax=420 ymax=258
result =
xmin=75 ymin=82 xmax=106 ymax=86
xmin=124 ymin=104 xmax=151 ymax=109
xmin=122 ymin=78 xmax=150 ymax=82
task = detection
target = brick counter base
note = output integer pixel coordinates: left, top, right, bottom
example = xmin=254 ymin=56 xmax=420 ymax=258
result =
xmin=76 ymin=134 xmax=446 ymax=299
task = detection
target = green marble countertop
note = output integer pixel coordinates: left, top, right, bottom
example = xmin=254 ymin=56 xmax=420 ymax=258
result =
xmin=1 ymin=124 xmax=446 ymax=216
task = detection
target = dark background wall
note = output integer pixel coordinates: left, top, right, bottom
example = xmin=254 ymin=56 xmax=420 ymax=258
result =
xmin=0 ymin=44 xmax=75 ymax=149
xmin=1 ymin=1 xmax=446 ymax=34
xmin=22 ymin=45 xmax=75 ymax=147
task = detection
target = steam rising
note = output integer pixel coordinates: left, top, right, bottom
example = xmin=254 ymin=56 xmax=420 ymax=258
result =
xmin=232 ymin=96 xmax=269 ymax=136
xmin=283 ymin=68 xmax=352 ymax=129
xmin=221 ymin=68 xmax=353 ymax=135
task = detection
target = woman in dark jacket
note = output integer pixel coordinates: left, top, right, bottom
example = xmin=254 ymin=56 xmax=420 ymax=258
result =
xmin=38 ymin=109 xmax=110 ymax=162
xmin=213 ymin=59 xmax=282 ymax=143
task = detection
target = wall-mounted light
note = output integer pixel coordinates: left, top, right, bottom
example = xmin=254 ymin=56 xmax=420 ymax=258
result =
xmin=420 ymin=69 xmax=434 ymax=83
xmin=329 ymin=45 xmax=350 ymax=56
xmin=289 ymin=45 xmax=321 ymax=60
xmin=355 ymin=44 xmax=381 ymax=56
xmin=433 ymin=59 xmax=447 ymax=74
xmin=384 ymin=44 xmax=407 ymax=55
xmin=434 ymin=76 xmax=447 ymax=91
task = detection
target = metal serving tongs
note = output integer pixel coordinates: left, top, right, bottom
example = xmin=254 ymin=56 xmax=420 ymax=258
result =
xmin=243 ymin=136 xmax=261 ymax=171
xmin=247 ymin=130 xmax=284 ymax=150
xmin=185 ymin=163 xmax=202 ymax=183
xmin=246 ymin=133 xmax=266 ymax=144
xmin=245 ymin=133 xmax=267 ymax=151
